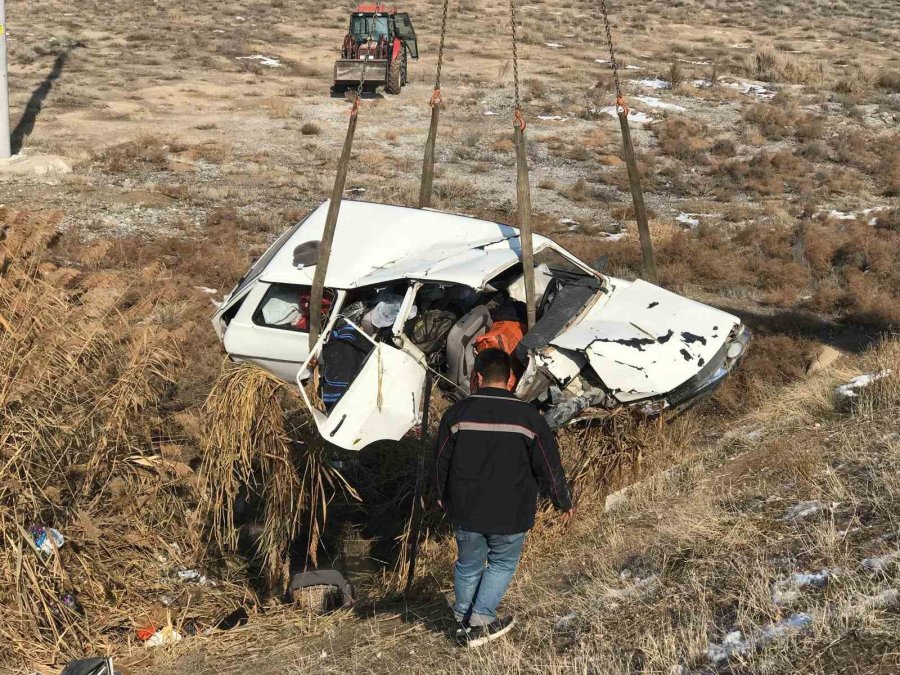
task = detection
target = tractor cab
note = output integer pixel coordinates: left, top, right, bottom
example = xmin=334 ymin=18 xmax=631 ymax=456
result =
xmin=335 ymin=5 xmax=418 ymax=94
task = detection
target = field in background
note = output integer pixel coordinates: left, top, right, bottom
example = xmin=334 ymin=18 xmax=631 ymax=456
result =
xmin=1 ymin=0 xmax=899 ymax=672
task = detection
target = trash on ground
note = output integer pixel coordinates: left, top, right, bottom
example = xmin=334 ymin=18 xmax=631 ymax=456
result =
xmin=836 ymin=370 xmax=892 ymax=398
xmin=630 ymin=78 xmax=669 ymax=89
xmin=177 ymin=568 xmax=214 ymax=585
xmin=144 ymin=625 xmax=183 ymax=648
xmin=554 ymin=610 xmax=578 ymax=630
xmin=215 ymin=606 xmax=250 ymax=631
xmin=60 ymin=656 xmax=116 ymax=675
xmin=31 ymin=525 xmax=65 ymax=555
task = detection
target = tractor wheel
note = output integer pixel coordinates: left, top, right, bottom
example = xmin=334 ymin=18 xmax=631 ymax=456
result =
xmin=386 ymin=56 xmax=403 ymax=95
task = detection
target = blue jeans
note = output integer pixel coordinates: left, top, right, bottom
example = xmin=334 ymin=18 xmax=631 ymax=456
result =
xmin=453 ymin=529 xmax=527 ymax=627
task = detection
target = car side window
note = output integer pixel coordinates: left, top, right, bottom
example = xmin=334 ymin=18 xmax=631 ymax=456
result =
xmin=252 ymin=284 xmax=334 ymax=333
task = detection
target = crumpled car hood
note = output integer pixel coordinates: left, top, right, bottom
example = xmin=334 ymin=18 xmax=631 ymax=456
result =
xmin=550 ymin=279 xmax=741 ymax=400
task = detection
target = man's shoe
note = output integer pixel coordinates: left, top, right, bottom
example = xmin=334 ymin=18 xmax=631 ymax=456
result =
xmin=464 ymin=615 xmax=515 ymax=648
xmin=451 ymin=621 xmax=471 ymax=646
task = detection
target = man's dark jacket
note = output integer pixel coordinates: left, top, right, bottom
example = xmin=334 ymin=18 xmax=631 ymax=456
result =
xmin=433 ymin=387 xmax=572 ymax=534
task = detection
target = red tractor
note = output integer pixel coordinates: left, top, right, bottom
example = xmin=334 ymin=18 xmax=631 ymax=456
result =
xmin=333 ymin=4 xmax=418 ymax=95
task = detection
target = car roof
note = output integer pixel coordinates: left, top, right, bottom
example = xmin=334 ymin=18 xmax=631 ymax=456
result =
xmin=259 ymin=200 xmax=553 ymax=290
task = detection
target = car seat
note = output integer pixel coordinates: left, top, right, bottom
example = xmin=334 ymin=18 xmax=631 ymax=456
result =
xmin=444 ymin=305 xmax=492 ymax=400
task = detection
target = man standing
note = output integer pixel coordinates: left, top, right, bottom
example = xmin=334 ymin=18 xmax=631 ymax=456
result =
xmin=433 ymin=348 xmax=573 ymax=647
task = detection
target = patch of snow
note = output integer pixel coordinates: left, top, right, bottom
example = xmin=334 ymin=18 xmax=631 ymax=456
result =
xmin=554 ymin=611 xmax=578 ymax=629
xmin=625 ymin=65 xmax=644 ymax=70
xmin=782 ymin=500 xmax=824 ymax=521
xmin=722 ymin=80 xmax=775 ymax=99
xmin=236 ymin=54 xmax=281 ymax=68
xmin=730 ymin=43 xmax=752 ymax=49
xmin=599 ymin=230 xmax=627 ymax=242
xmin=836 ymin=370 xmax=892 ymax=398
xmin=599 ymin=106 xmax=655 ymax=124
xmin=482 ymin=110 xmax=498 ymax=116
xmin=594 ymin=58 xmax=609 ymax=64
xmin=772 ymin=569 xmax=838 ymax=606
xmin=194 ymin=286 xmax=218 ymax=295
xmin=545 ymin=42 xmax=564 ymax=49
xmin=692 ymin=79 xmax=713 ymax=89
xmin=633 ymin=96 xmax=686 ymax=112
xmin=676 ymin=213 xmax=701 ymax=227
xmin=559 ymin=218 xmax=579 ymax=231
xmin=862 ymin=551 xmax=900 ymax=572
xmin=707 ymin=613 xmax=812 ymax=665
xmin=537 ymin=115 xmax=567 ymax=121
xmin=630 ymin=78 xmax=670 ymax=89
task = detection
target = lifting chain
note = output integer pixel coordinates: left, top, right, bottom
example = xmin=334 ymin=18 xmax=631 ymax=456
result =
xmin=431 ymin=0 xmax=450 ymax=106
xmin=508 ymin=0 xmax=524 ymax=127
xmin=351 ymin=36 xmax=373 ymax=115
xmin=598 ymin=0 xmax=628 ymax=114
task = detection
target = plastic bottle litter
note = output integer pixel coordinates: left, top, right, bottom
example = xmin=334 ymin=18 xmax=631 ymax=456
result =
xmin=31 ymin=525 xmax=65 ymax=555
xmin=144 ymin=626 xmax=183 ymax=648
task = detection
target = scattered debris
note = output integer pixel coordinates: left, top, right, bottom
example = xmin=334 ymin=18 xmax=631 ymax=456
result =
xmin=60 ymin=657 xmax=116 ymax=675
xmin=721 ymin=80 xmax=775 ymax=98
xmin=860 ymin=588 xmax=900 ymax=609
xmin=236 ymin=54 xmax=281 ymax=68
xmin=707 ymin=613 xmax=812 ymax=665
xmin=31 ymin=525 xmax=65 ymax=555
xmin=177 ymin=568 xmax=214 ymax=585
xmin=144 ymin=625 xmax=183 ymax=648
xmin=835 ymin=370 xmax=892 ymax=398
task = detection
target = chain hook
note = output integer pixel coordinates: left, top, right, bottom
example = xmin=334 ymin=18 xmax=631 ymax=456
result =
xmin=514 ymin=108 xmax=526 ymax=131
xmin=430 ymin=88 xmax=443 ymax=108
xmin=616 ymin=94 xmax=629 ymax=116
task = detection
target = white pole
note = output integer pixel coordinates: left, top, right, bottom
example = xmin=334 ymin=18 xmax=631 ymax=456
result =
xmin=0 ymin=0 xmax=10 ymax=159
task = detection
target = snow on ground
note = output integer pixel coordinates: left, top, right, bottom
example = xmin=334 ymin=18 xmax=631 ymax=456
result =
xmin=625 ymin=65 xmax=644 ymax=71
xmin=861 ymin=551 xmax=900 ymax=572
xmin=598 ymin=106 xmax=654 ymax=124
xmin=676 ymin=213 xmax=701 ymax=227
xmin=482 ymin=110 xmax=498 ymax=116
xmin=630 ymin=78 xmax=669 ymax=90
xmin=599 ymin=230 xmax=627 ymax=241
xmin=836 ymin=370 xmax=892 ymax=398
xmin=559 ymin=218 xmax=579 ymax=231
xmin=545 ymin=42 xmax=564 ymax=49
xmin=634 ymin=96 xmax=686 ymax=112
xmin=721 ymin=80 xmax=775 ymax=98
xmin=537 ymin=115 xmax=567 ymax=121
xmin=707 ymin=613 xmax=812 ymax=665
xmin=235 ymin=54 xmax=281 ymax=67
xmin=782 ymin=501 xmax=825 ymax=521
xmin=772 ymin=570 xmax=839 ymax=606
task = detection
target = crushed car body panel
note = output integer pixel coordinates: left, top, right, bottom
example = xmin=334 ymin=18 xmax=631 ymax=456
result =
xmin=550 ymin=279 xmax=741 ymax=400
xmin=260 ymin=200 xmax=551 ymax=290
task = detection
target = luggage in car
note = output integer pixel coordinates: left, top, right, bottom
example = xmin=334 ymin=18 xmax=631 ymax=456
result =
xmin=320 ymin=319 xmax=373 ymax=408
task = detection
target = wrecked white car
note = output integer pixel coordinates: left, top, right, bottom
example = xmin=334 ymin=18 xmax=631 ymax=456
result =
xmin=213 ymin=200 xmax=749 ymax=450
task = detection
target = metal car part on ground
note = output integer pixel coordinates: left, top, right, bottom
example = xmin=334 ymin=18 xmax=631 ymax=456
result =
xmin=213 ymin=200 xmax=750 ymax=451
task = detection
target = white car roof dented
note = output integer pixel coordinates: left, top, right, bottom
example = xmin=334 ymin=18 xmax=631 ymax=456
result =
xmin=260 ymin=200 xmax=553 ymax=290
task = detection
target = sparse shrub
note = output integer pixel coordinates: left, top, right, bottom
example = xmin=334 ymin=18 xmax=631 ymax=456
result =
xmin=668 ymin=62 xmax=684 ymax=87
xmin=654 ymin=116 xmax=712 ymax=162
xmin=876 ymin=70 xmax=900 ymax=93
xmin=744 ymin=45 xmax=825 ymax=83
xmin=301 ymin=122 xmax=322 ymax=136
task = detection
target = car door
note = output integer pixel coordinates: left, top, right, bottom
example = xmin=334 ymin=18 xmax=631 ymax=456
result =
xmin=297 ymin=287 xmax=427 ymax=451
xmin=394 ymin=13 xmax=418 ymax=58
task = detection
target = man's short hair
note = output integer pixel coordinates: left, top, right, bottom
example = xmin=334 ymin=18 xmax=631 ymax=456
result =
xmin=474 ymin=348 xmax=511 ymax=383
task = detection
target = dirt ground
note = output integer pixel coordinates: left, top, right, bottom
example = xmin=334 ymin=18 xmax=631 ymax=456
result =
xmin=2 ymin=0 xmax=899 ymax=673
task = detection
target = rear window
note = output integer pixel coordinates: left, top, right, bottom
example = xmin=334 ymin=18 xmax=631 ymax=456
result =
xmin=252 ymin=284 xmax=335 ymax=333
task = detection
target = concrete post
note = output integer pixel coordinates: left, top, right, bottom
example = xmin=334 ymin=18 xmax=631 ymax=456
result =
xmin=0 ymin=0 xmax=10 ymax=159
